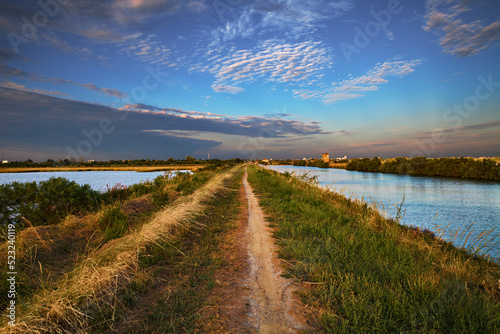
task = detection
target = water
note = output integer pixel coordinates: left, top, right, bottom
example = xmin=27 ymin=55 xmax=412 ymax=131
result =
xmin=0 ymin=171 xmax=189 ymax=192
xmin=266 ymin=165 xmax=500 ymax=259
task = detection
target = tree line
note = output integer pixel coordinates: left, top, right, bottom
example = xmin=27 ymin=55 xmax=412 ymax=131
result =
xmin=1 ymin=157 xmax=243 ymax=168
xmin=292 ymin=160 xmax=330 ymax=168
xmin=345 ymin=157 xmax=500 ymax=181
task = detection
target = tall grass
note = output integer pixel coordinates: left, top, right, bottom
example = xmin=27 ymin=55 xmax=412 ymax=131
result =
xmin=1 ymin=168 xmax=237 ymax=333
xmin=247 ymin=166 xmax=500 ymax=333
xmin=434 ymin=222 xmax=500 ymax=264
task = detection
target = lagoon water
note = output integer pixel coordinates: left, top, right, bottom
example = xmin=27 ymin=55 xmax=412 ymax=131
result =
xmin=0 ymin=171 xmax=186 ymax=192
xmin=266 ymin=165 xmax=500 ymax=259
xmin=1 ymin=167 xmax=499 ymax=259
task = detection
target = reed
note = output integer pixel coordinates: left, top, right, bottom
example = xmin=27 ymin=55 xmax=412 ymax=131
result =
xmin=435 ymin=222 xmax=500 ymax=263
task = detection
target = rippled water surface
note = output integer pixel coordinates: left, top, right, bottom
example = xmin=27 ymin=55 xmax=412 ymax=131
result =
xmin=266 ymin=165 xmax=500 ymax=258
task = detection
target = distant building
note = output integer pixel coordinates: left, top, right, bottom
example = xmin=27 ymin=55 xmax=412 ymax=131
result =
xmin=2 ymin=160 xmax=8 ymax=164
xmin=322 ymin=153 xmax=329 ymax=163
xmin=88 ymin=160 xmax=95 ymax=163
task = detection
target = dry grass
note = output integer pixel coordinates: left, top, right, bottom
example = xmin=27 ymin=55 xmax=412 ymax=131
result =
xmin=1 ymin=168 xmax=236 ymax=333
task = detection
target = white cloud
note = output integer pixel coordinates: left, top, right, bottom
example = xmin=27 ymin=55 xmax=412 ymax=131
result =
xmin=211 ymin=0 xmax=354 ymax=43
xmin=121 ymin=34 xmax=172 ymax=66
xmin=322 ymin=93 xmax=364 ymax=104
xmin=195 ymin=40 xmax=333 ymax=94
xmin=424 ymin=0 xmax=500 ymax=57
xmin=211 ymin=85 xmax=245 ymax=94
xmin=294 ymin=59 xmax=422 ymax=104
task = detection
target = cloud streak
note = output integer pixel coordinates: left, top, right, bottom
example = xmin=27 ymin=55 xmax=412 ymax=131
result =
xmin=0 ymin=81 xmax=68 ymax=97
xmin=294 ymin=59 xmax=422 ymax=103
xmin=0 ymin=63 xmax=128 ymax=98
xmin=424 ymin=0 xmax=500 ymax=57
xmin=424 ymin=120 xmax=500 ymax=135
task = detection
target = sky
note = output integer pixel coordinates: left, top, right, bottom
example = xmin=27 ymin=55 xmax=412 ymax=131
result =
xmin=0 ymin=0 xmax=499 ymax=161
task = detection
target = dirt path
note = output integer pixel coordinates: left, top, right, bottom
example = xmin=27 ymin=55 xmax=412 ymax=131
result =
xmin=242 ymin=171 xmax=304 ymax=333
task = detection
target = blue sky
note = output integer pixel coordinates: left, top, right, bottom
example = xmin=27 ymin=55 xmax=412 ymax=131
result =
xmin=0 ymin=0 xmax=499 ymax=161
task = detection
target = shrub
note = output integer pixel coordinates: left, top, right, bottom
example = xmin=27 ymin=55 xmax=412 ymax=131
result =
xmin=99 ymin=206 xmax=129 ymax=242
xmin=102 ymin=183 xmax=129 ymax=204
xmin=0 ymin=177 xmax=101 ymax=227
xmin=152 ymin=174 xmax=169 ymax=208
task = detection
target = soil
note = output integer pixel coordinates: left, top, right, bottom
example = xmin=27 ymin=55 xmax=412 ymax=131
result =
xmin=204 ymin=170 xmax=311 ymax=333
xmin=242 ymin=171 xmax=307 ymax=333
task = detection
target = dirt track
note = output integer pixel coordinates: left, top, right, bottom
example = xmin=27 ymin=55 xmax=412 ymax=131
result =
xmin=243 ymin=171 xmax=304 ymax=333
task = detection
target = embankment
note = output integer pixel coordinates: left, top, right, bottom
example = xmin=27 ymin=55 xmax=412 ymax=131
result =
xmin=2 ymin=165 xmax=499 ymax=333
xmin=247 ymin=165 xmax=500 ymax=333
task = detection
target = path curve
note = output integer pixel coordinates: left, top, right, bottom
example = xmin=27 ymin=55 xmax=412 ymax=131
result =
xmin=243 ymin=170 xmax=303 ymax=333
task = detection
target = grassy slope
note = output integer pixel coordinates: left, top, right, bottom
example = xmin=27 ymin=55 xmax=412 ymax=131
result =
xmin=117 ymin=168 xmax=244 ymax=333
xmin=0 ymin=167 xmax=240 ymax=333
xmin=247 ymin=166 xmax=500 ymax=333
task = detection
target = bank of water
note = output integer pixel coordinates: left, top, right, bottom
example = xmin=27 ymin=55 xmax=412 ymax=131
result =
xmin=0 ymin=170 xmax=189 ymax=192
xmin=266 ymin=165 xmax=500 ymax=260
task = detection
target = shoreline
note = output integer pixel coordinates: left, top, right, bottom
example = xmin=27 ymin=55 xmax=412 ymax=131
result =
xmin=0 ymin=165 xmax=203 ymax=173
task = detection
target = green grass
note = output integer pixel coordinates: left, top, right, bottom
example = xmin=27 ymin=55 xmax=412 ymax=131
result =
xmin=115 ymin=168 xmax=244 ymax=333
xmin=0 ymin=167 xmax=240 ymax=332
xmin=247 ymin=166 xmax=500 ymax=333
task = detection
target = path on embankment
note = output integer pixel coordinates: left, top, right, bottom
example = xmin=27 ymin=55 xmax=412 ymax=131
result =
xmin=241 ymin=170 xmax=305 ymax=333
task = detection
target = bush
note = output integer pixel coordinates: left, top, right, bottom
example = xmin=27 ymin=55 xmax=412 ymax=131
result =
xmin=99 ymin=206 xmax=129 ymax=242
xmin=102 ymin=183 xmax=129 ymax=204
xmin=0 ymin=177 xmax=101 ymax=227
xmin=152 ymin=174 xmax=169 ymax=207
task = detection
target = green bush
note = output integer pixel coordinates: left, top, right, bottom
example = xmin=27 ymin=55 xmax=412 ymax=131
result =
xmin=99 ymin=206 xmax=129 ymax=242
xmin=152 ymin=174 xmax=169 ymax=207
xmin=0 ymin=177 xmax=101 ymax=227
xmin=102 ymin=183 xmax=129 ymax=204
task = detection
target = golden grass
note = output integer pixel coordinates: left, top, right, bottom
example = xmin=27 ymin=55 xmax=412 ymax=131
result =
xmin=2 ymin=168 xmax=236 ymax=333
xmin=0 ymin=165 xmax=203 ymax=173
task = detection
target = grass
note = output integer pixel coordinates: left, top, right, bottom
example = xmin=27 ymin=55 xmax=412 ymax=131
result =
xmin=120 ymin=168 xmax=244 ymax=333
xmin=0 ymin=167 xmax=238 ymax=333
xmin=247 ymin=165 xmax=500 ymax=333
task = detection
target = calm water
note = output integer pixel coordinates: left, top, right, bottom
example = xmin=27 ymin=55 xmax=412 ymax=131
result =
xmin=0 ymin=171 xmax=189 ymax=192
xmin=266 ymin=165 xmax=500 ymax=259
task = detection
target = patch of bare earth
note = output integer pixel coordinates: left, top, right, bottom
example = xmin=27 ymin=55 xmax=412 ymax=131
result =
xmin=199 ymin=175 xmax=253 ymax=333
xmin=206 ymin=171 xmax=310 ymax=333
xmin=243 ymin=171 xmax=308 ymax=333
